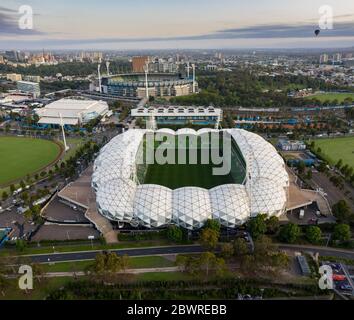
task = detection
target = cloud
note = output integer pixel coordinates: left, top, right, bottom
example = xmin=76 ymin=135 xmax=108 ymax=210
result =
xmin=22 ymin=21 xmax=354 ymax=46
xmin=0 ymin=18 xmax=353 ymax=49
xmin=0 ymin=6 xmax=43 ymax=36
xmin=215 ymin=22 xmax=354 ymax=39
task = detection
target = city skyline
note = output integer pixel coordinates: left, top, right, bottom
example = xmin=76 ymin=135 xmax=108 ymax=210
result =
xmin=0 ymin=0 xmax=354 ymax=50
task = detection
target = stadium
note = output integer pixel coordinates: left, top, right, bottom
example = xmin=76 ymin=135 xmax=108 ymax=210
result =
xmin=92 ymin=128 xmax=289 ymax=230
xmin=100 ymin=73 xmax=198 ymax=98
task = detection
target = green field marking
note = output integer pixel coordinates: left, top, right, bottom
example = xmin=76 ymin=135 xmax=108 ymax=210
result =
xmin=0 ymin=137 xmax=62 ymax=186
xmin=313 ymin=136 xmax=354 ymax=169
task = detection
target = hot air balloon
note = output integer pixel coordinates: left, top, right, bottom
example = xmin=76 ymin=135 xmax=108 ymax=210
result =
xmin=315 ymin=29 xmax=320 ymax=37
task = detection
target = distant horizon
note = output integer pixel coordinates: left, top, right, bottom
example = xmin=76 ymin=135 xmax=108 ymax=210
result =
xmin=1 ymin=46 xmax=353 ymax=53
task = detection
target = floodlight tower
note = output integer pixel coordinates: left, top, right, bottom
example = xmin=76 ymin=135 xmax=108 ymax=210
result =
xmin=192 ymin=63 xmax=196 ymax=93
xmin=144 ymin=62 xmax=149 ymax=99
xmin=186 ymin=61 xmax=190 ymax=78
xmin=59 ymin=113 xmax=69 ymax=152
xmin=106 ymin=61 xmax=110 ymax=76
xmin=97 ymin=59 xmax=102 ymax=93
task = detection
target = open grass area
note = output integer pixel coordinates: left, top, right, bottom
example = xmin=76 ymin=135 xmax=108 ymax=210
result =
xmin=0 ymin=137 xmax=62 ymax=186
xmin=42 ymin=256 xmax=175 ymax=273
xmin=62 ymin=137 xmax=87 ymax=161
xmin=0 ymin=277 xmax=72 ymax=300
xmin=313 ymin=136 xmax=354 ymax=168
xmin=0 ymin=240 xmax=172 ymax=256
xmin=305 ymin=92 xmax=354 ymax=103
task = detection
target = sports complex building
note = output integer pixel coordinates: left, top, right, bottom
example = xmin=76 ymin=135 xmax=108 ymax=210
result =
xmin=35 ymin=97 xmax=110 ymax=127
xmin=92 ymin=128 xmax=289 ymax=230
xmin=131 ymin=105 xmax=222 ymax=127
xmin=100 ymin=73 xmax=197 ymax=98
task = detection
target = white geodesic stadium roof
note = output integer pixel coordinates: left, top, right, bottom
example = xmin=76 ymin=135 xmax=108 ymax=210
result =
xmin=92 ymin=128 xmax=289 ymax=230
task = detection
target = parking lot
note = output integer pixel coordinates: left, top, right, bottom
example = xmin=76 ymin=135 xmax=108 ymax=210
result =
xmin=0 ymin=207 xmax=36 ymax=240
xmin=31 ymin=224 xmax=100 ymax=241
xmin=43 ymin=197 xmax=90 ymax=223
xmin=286 ymin=203 xmax=336 ymax=226
xmin=320 ymin=261 xmax=354 ymax=296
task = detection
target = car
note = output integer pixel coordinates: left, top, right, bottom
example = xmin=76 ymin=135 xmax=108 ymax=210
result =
xmin=340 ymin=284 xmax=352 ymax=291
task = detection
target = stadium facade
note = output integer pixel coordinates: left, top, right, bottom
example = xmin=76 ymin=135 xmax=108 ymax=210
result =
xmin=92 ymin=128 xmax=289 ymax=230
xmin=100 ymin=73 xmax=198 ymax=98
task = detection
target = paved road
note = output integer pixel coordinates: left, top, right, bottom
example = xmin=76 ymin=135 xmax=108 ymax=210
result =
xmin=25 ymin=245 xmax=206 ymax=263
xmin=20 ymin=244 xmax=354 ymax=264
xmin=278 ymin=244 xmax=354 ymax=260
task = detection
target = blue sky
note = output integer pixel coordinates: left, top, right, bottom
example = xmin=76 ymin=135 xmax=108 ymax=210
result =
xmin=1 ymin=0 xmax=354 ymax=49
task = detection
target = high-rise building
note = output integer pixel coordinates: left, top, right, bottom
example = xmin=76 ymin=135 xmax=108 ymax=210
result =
xmin=0 ymin=55 xmax=4 ymax=64
xmin=132 ymin=56 xmax=150 ymax=73
xmin=17 ymin=80 xmax=41 ymax=98
xmin=333 ymin=53 xmax=342 ymax=64
xmin=319 ymin=54 xmax=328 ymax=64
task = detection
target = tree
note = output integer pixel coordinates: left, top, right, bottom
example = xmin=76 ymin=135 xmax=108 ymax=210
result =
xmin=233 ymin=238 xmax=249 ymax=257
xmin=266 ymin=216 xmax=280 ymax=234
xmin=306 ymin=169 xmax=313 ymax=180
xmin=204 ymin=219 xmax=221 ymax=232
xmin=32 ymin=263 xmax=45 ymax=283
xmin=306 ymin=226 xmax=322 ymax=244
xmin=15 ymin=239 xmax=27 ymax=252
xmin=199 ymin=228 xmax=219 ymax=250
xmin=333 ymin=224 xmax=351 ymax=242
xmin=2 ymin=191 xmax=8 ymax=201
xmin=220 ymin=243 xmax=234 ymax=259
xmin=166 ymin=225 xmax=183 ymax=243
xmin=297 ymin=161 xmax=306 ymax=174
xmin=278 ymin=223 xmax=301 ymax=244
xmin=248 ymin=214 xmax=267 ymax=239
xmin=332 ymin=200 xmax=352 ymax=223
xmin=336 ymin=159 xmax=343 ymax=170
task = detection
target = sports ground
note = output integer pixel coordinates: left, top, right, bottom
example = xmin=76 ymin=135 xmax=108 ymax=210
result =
xmin=305 ymin=92 xmax=354 ymax=103
xmin=142 ymin=143 xmax=246 ymax=189
xmin=313 ymin=136 xmax=354 ymax=169
xmin=0 ymin=137 xmax=62 ymax=186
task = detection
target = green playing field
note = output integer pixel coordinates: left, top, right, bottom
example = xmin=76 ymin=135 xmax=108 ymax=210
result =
xmin=142 ymin=146 xmax=246 ymax=189
xmin=313 ymin=136 xmax=354 ymax=169
xmin=0 ymin=137 xmax=62 ymax=186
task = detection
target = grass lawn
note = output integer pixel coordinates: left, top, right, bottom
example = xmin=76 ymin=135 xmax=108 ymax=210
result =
xmin=305 ymin=92 xmax=354 ymax=103
xmin=43 ymin=256 xmax=175 ymax=273
xmin=0 ymin=240 xmax=172 ymax=256
xmin=135 ymin=271 xmax=194 ymax=282
xmin=313 ymin=136 xmax=354 ymax=168
xmin=0 ymin=277 xmax=72 ymax=300
xmin=0 ymin=137 xmax=62 ymax=186
xmin=61 ymin=137 xmax=87 ymax=161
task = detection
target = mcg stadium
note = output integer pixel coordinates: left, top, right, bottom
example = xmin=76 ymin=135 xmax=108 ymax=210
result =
xmin=100 ymin=73 xmax=198 ymax=98
xmin=92 ymin=128 xmax=289 ymax=230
